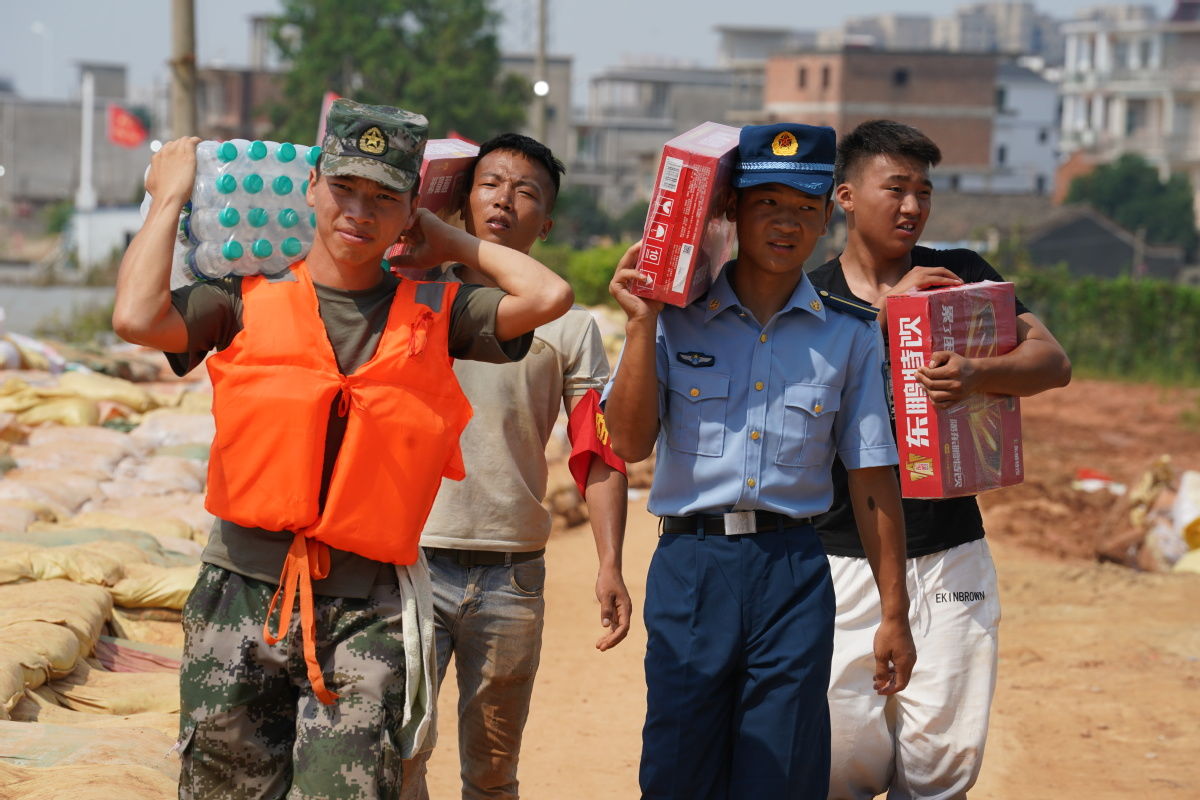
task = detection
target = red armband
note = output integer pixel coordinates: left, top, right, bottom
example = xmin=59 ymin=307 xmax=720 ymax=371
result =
xmin=567 ymin=388 xmax=626 ymax=497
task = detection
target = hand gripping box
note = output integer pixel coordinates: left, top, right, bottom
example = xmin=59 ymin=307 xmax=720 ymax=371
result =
xmin=632 ymin=122 xmax=740 ymax=307
xmin=886 ymin=281 xmax=1023 ymax=498
xmin=387 ymin=138 xmax=479 ymax=261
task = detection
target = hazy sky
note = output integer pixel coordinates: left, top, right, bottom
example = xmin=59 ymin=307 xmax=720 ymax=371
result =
xmin=0 ymin=0 xmax=1176 ymax=105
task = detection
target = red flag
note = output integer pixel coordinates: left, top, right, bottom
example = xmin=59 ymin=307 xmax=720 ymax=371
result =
xmin=107 ymin=104 xmax=147 ymax=148
xmin=566 ymin=389 xmax=627 ymax=496
xmin=316 ymin=91 xmax=341 ymax=145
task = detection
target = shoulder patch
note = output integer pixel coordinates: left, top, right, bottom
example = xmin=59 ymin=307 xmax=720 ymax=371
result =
xmin=817 ymin=289 xmax=878 ymax=322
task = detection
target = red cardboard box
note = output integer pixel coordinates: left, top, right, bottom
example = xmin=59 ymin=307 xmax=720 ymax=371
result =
xmin=632 ymin=122 xmax=740 ymax=307
xmin=387 ymin=138 xmax=479 ymax=261
xmin=886 ymin=281 xmax=1023 ymax=498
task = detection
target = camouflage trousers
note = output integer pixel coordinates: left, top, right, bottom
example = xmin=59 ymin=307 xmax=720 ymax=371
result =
xmin=178 ymin=563 xmax=410 ymax=800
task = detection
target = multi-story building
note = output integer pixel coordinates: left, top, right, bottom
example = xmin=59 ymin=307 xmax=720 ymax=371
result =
xmin=571 ymin=63 xmax=758 ymax=214
xmin=1058 ymin=1 xmax=1200 ymax=215
xmin=991 ymin=60 xmax=1059 ymax=193
xmin=933 ymin=2 xmax=1065 ymax=64
xmin=842 ymin=14 xmax=935 ymax=50
xmin=763 ymin=48 xmax=998 ymax=190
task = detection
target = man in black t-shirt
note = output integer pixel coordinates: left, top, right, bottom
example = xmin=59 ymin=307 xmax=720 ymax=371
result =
xmin=808 ymin=120 xmax=1071 ymax=800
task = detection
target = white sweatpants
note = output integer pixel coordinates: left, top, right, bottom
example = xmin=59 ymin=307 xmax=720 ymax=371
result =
xmin=826 ymin=538 xmax=1001 ymax=800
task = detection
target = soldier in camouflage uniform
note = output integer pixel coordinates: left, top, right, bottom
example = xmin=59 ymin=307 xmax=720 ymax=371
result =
xmin=112 ymin=98 xmax=574 ymax=799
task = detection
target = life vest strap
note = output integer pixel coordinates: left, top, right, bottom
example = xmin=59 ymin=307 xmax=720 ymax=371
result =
xmin=262 ymin=533 xmax=338 ymax=705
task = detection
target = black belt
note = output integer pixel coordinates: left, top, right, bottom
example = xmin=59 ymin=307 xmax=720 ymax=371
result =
xmin=423 ymin=547 xmax=545 ymax=566
xmin=660 ymin=511 xmax=812 ymax=535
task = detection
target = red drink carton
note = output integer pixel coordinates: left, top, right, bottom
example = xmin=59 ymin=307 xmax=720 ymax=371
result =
xmin=632 ymin=122 xmax=740 ymax=307
xmin=886 ymin=281 xmax=1023 ymax=498
xmin=387 ymin=138 xmax=479 ymax=262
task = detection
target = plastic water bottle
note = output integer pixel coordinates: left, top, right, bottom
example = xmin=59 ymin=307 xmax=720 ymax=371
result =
xmin=187 ymin=240 xmax=246 ymax=279
xmin=186 ymin=206 xmax=241 ymax=243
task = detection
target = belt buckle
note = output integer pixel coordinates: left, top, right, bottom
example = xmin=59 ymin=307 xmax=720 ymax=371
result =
xmin=723 ymin=511 xmax=756 ymax=536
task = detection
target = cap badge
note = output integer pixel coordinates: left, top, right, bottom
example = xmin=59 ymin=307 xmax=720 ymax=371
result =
xmin=358 ymin=126 xmax=387 ymax=155
xmin=771 ymin=131 xmax=798 ymax=157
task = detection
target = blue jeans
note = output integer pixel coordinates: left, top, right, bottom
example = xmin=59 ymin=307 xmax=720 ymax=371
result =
xmin=399 ymin=551 xmax=546 ymax=800
xmin=640 ymin=525 xmax=835 ymax=800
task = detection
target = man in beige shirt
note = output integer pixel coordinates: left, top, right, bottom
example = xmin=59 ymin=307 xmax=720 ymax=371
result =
xmin=398 ymin=133 xmax=632 ymax=800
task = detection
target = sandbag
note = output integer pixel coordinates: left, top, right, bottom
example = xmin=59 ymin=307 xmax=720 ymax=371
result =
xmin=44 ymin=661 xmax=180 ymax=715
xmin=0 ymin=528 xmax=175 ymax=566
xmin=108 ymin=609 xmax=185 ymax=649
xmin=16 ymin=397 xmax=100 ymax=427
xmin=0 ymin=468 xmax=105 ymax=514
xmin=81 ymin=494 xmax=214 ymax=539
xmin=0 ymin=761 xmax=178 ymax=800
xmin=48 ymin=371 xmax=157 ymax=413
xmin=39 ymin=510 xmax=200 ymax=546
xmin=10 ymin=438 xmax=134 ymax=474
xmin=109 ymin=454 xmax=206 ymax=495
xmin=0 ymin=581 xmax=112 ymax=714
xmin=0 ymin=542 xmax=124 ymax=586
xmin=10 ymin=687 xmax=180 ymax=738
xmin=0 ymin=503 xmax=39 ymax=534
xmin=26 ymin=423 xmax=146 ymax=456
xmin=111 ymin=564 xmax=200 ymax=610
xmin=129 ymin=408 xmax=214 ymax=449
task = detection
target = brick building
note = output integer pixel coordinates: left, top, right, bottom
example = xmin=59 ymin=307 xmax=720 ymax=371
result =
xmin=763 ymin=49 xmax=998 ymax=190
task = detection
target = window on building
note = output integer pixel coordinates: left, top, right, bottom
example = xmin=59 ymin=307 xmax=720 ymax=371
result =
xmin=821 ymin=64 xmax=831 ymax=90
xmin=1036 ymin=174 xmax=1047 ymax=195
xmin=1038 ymin=128 xmax=1049 ymax=144
xmin=949 ymin=174 xmax=960 ymax=191
xmin=997 ymin=145 xmax=1007 ymax=165
xmin=996 ymin=86 xmax=1007 ymax=111
xmin=893 ymin=68 xmax=909 ymax=87
xmin=798 ymin=66 xmax=807 ymax=89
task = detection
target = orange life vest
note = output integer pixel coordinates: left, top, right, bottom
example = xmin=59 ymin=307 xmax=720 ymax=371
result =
xmin=204 ymin=261 xmax=472 ymax=703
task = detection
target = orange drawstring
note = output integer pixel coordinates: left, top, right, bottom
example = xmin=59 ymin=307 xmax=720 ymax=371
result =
xmin=263 ymin=533 xmax=338 ymax=705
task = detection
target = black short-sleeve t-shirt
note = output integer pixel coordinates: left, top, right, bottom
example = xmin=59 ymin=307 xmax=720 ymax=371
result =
xmin=807 ymin=246 xmax=1029 ymax=558
xmin=169 ymin=269 xmax=532 ymax=597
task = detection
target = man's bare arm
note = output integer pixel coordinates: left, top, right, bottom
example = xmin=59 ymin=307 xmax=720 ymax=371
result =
xmin=847 ymin=465 xmax=915 ymax=695
xmin=111 ymin=137 xmax=200 ymax=352
xmin=604 ymin=242 xmax=662 ymax=463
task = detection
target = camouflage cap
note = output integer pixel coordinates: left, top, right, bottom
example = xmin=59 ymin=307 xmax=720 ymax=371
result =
xmin=320 ymin=98 xmax=428 ymax=193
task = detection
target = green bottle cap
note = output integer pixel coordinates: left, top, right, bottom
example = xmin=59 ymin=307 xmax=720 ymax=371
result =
xmin=217 ymin=207 xmax=240 ymax=227
xmin=248 ymin=140 xmax=268 ymax=160
xmin=277 ymin=208 xmax=299 ymax=228
xmin=306 ymin=145 xmax=321 ymax=166
xmin=217 ymin=141 xmax=238 ymax=162
xmin=281 ymin=237 xmax=303 ymax=257
xmin=215 ymin=174 xmax=237 ymax=194
xmin=242 ymin=174 xmax=264 ymax=193
xmin=276 ymin=142 xmax=297 ymax=162
xmin=251 ymin=239 xmax=273 ymax=258
xmin=247 ymin=208 xmax=269 ymax=227
xmin=222 ymin=240 xmax=244 ymax=260
xmin=272 ymin=175 xmax=294 ymax=195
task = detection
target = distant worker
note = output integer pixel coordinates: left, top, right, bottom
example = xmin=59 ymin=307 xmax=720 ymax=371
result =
xmin=810 ymin=119 xmax=1071 ymax=800
xmin=605 ymin=122 xmax=915 ymax=800
xmin=111 ymin=98 xmax=573 ymax=799
xmin=398 ymin=132 xmax=631 ymax=800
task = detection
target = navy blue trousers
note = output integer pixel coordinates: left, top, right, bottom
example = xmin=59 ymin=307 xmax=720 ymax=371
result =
xmin=640 ymin=524 xmax=835 ymax=800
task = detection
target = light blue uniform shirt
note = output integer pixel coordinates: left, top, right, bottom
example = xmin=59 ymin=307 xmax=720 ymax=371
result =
xmin=610 ymin=263 xmax=897 ymax=519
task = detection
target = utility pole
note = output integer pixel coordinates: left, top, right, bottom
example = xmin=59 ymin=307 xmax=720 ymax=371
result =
xmin=170 ymin=0 xmax=197 ymax=136
xmin=533 ymin=0 xmax=548 ymax=145
xmin=75 ymin=70 xmax=97 ymax=271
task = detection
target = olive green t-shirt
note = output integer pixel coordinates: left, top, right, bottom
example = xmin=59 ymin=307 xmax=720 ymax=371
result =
xmin=168 ymin=270 xmax=531 ymax=597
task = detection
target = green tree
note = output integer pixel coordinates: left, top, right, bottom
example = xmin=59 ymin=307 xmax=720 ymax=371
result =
xmin=268 ymin=0 xmax=530 ymax=145
xmin=551 ymin=186 xmax=614 ymax=248
xmin=1065 ymin=153 xmax=1198 ymax=255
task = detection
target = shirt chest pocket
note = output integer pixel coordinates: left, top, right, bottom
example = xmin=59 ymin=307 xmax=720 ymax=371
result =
xmin=776 ymin=382 xmax=840 ymax=468
xmin=665 ymin=368 xmax=730 ymax=458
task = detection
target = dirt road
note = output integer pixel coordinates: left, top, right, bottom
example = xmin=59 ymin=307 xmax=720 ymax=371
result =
xmin=425 ymin=378 xmax=1200 ymax=798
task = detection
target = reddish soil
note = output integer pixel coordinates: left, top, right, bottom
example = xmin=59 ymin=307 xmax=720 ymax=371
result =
xmin=425 ymin=378 xmax=1200 ymax=798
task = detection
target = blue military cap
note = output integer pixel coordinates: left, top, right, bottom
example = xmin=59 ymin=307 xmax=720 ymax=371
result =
xmin=734 ymin=123 xmax=837 ymax=196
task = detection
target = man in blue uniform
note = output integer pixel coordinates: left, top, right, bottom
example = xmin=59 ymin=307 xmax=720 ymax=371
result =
xmin=605 ymin=123 xmax=916 ymax=800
